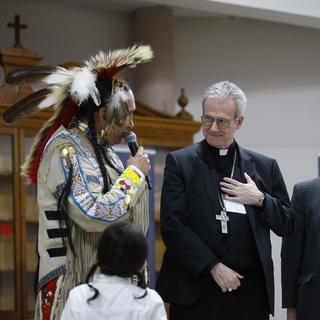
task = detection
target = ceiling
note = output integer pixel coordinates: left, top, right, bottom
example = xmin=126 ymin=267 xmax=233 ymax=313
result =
xmin=21 ymin=0 xmax=320 ymax=29
xmin=29 ymin=0 xmax=226 ymax=17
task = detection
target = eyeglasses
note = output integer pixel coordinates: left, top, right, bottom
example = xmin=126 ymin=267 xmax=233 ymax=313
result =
xmin=201 ymin=114 xmax=236 ymax=129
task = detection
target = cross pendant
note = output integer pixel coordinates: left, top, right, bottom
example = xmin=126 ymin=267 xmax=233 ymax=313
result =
xmin=216 ymin=209 xmax=229 ymax=234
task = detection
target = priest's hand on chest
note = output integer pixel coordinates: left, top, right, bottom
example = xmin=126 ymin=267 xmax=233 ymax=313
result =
xmin=220 ymin=172 xmax=265 ymax=207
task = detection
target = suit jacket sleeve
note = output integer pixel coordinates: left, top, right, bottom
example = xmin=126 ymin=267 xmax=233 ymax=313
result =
xmin=281 ymin=183 xmax=305 ymax=307
xmin=257 ymin=159 xmax=295 ymax=236
xmin=160 ymin=152 xmax=219 ymax=276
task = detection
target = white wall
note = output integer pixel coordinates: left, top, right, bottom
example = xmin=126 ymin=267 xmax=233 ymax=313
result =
xmin=175 ymin=16 xmax=320 ymax=319
xmin=141 ymin=0 xmax=320 ymax=29
xmin=0 ymin=0 xmax=133 ymax=83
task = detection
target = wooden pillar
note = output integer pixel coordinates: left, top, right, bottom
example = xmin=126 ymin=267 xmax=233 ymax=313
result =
xmin=132 ymin=6 xmax=176 ymax=115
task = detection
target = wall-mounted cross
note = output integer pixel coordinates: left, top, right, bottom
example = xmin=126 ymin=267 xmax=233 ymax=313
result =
xmin=7 ymin=14 xmax=27 ymax=48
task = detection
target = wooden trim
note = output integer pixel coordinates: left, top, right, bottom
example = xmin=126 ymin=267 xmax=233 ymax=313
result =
xmin=13 ymin=128 xmax=22 ymax=317
xmin=134 ymin=116 xmax=200 ymax=148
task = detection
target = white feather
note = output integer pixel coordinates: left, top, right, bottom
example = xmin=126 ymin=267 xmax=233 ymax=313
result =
xmin=70 ymin=68 xmax=100 ymax=105
xmin=45 ymin=67 xmax=70 ymax=85
xmin=38 ymin=94 xmax=57 ymax=110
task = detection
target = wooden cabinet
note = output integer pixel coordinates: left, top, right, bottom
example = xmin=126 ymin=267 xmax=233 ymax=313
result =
xmin=0 ymin=125 xmax=38 ymax=320
xmin=0 ymin=128 xmax=16 ymax=315
xmin=20 ymin=131 xmax=39 ymax=317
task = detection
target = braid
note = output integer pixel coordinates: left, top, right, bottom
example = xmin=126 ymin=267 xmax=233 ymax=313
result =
xmin=134 ymin=270 xmax=148 ymax=299
xmin=86 ymin=284 xmax=99 ymax=304
xmin=85 ymin=263 xmax=99 ymax=283
xmin=87 ymin=112 xmax=110 ymax=193
xmin=100 ymin=144 xmax=123 ymax=175
xmin=86 ymin=263 xmax=100 ymax=303
xmin=57 ymin=162 xmax=76 ymax=255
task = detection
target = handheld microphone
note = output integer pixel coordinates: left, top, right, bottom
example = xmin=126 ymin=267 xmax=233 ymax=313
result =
xmin=122 ymin=131 xmax=152 ymax=190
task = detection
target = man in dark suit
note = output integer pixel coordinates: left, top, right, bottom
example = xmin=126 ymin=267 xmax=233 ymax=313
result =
xmin=156 ymin=81 xmax=295 ymax=320
xmin=282 ymin=177 xmax=320 ymax=320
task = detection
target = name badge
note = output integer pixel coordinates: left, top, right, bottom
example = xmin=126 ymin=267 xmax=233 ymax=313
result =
xmin=223 ymin=198 xmax=247 ymax=214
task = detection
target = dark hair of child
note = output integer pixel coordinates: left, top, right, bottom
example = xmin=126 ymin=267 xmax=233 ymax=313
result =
xmin=85 ymin=221 xmax=149 ymax=303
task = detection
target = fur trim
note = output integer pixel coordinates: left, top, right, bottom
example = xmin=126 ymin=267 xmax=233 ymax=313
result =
xmin=86 ymin=44 xmax=154 ymax=77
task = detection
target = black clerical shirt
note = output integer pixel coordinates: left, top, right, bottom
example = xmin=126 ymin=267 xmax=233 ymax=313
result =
xmin=206 ymin=141 xmax=262 ymax=274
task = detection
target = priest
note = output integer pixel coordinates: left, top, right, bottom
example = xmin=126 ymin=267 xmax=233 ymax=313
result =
xmin=156 ymin=80 xmax=295 ymax=320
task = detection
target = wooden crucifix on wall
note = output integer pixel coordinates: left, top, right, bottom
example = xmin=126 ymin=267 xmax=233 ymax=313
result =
xmin=7 ymin=14 xmax=27 ymax=48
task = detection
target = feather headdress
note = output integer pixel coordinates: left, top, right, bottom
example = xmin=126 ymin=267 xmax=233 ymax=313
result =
xmin=2 ymin=44 xmax=154 ymax=184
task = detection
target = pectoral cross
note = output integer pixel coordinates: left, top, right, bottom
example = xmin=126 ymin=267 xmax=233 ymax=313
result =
xmin=7 ymin=14 xmax=27 ymax=48
xmin=216 ymin=209 xmax=229 ymax=234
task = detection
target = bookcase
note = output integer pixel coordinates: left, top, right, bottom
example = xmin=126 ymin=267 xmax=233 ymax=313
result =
xmin=0 ymin=129 xmax=16 ymax=313
xmin=0 ymin=124 xmax=39 ymax=320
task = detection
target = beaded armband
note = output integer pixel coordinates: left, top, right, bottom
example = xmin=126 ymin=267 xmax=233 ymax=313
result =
xmin=113 ymin=166 xmax=144 ymax=204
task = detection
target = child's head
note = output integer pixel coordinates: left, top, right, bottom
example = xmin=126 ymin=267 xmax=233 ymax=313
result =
xmin=86 ymin=221 xmax=149 ymax=303
xmin=97 ymin=221 xmax=148 ymax=277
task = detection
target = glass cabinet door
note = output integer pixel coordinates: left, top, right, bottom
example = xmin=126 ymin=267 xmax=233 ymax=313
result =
xmin=0 ymin=132 xmax=15 ymax=312
xmin=21 ymin=133 xmax=38 ymax=317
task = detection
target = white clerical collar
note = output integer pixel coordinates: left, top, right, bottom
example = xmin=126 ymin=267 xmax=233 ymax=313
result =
xmin=219 ymin=148 xmax=229 ymax=156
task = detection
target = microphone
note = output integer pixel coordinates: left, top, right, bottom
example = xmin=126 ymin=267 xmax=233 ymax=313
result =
xmin=122 ymin=131 xmax=152 ymax=190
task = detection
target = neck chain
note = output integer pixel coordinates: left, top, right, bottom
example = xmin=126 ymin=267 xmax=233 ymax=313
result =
xmin=216 ymin=150 xmax=237 ymax=234
xmin=229 ymin=150 xmax=237 ymax=180
xmin=218 ymin=150 xmax=237 ymax=206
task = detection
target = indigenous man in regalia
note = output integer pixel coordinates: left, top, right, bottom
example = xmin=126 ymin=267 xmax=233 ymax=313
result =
xmin=2 ymin=44 xmax=153 ymax=320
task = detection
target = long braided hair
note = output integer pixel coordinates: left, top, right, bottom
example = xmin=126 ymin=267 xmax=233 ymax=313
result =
xmin=57 ymin=76 xmax=131 ymax=254
xmin=85 ymin=221 xmax=148 ymax=303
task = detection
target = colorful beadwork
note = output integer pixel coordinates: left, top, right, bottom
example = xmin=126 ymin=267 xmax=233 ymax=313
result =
xmin=59 ymin=145 xmax=143 ymax=222
xmin=111 ymin=77 xmax=126 ymax=95
xmin=113 ymin=166 xmax=142 ymax=201
xmin=38 ymin=266 xmax=66 ymax=291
